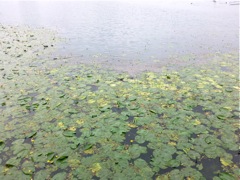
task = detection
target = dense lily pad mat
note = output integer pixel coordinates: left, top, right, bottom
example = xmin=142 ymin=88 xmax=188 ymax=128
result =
xmin=0 ymin=25 xmax=239 ymax=180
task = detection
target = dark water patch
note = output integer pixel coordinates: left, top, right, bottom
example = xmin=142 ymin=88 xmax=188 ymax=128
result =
xmin=139 ymin=146 xmax=154 ymax=166
xmin=127 ymin=116 xmax=134 ymax=123
xmin=226 ymin=150 xmax=240 ymax=165
xmin=75 ymin=128 xmax=82 ymax=138
xmin=151 ymin=154 xmax=223 ymax=179
xmin=192 ymin=105 xmax=205 ymax=114
xmin=0 ymin=138 xmax=17 ymax=164
xmin=127 ymin=141 xmax=154 ymax=166
xmin=111 ymin=107 xmax=121 ymax=113
xmin=123 ymin=128 xmax=137 ymax=145
xmin=220 ymin=66 xmax=231 ymax=72
xmin=200 ymin=157 xmax=223 ymax=178
xmin=157 ymin=112 xmax=164 ymax=118
xmin=92 ymin=175 xmax=100 ymax=180
xmin=23 ymin=138 xmax=33 ymax=145
xmin=111 ymin=107 xmax=127 ymax=113
xmin=88 ymin=84 xmax=98 ymax=92
xmin=153 ymin=165 xmax=185 ymax=179
xmin=231 ymin=110 xmax=239 ymax=119
xmin=190 ymin=133 xmax=198 ymax=139
xmin=234 ymin=127 xmax=240 ymax=137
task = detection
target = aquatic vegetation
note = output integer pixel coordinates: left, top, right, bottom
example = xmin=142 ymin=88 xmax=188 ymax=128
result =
xmin=0 ymin=25 xmax=239 ymax=179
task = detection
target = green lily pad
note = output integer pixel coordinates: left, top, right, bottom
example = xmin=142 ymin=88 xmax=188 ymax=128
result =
xmin=217 ymin=115 xmax=226 ymax=120
xmin=218 ymin=172 xmax=235 ymax=180
xmin=0 ymin=140 xmax=4 ymax=151
xmin=34 ymin=170 xmax=49 ymax=180
xmin=57 ymin=154 xmax=68 ymax=161
xmin=62 ymin=130 xmax=76 ymax=137
xmin=6 ymin=157 xmax=21 ymax=167
xmin=84 ymin=144 xmax=93 ymax=150
xmin=46 ymin=152 xmax=56 ymax=161
xmin=52 ymin=172 xmax=67 ymax=180
xmin=26 ymin=131 xmax=37 ymax=138
xmin=21 ymin=161 xmax=35 ymax=175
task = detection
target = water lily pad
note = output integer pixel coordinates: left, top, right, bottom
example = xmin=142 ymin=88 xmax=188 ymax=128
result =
xmin=6 ymin=157 xmax=21 ymax=167
xmin=21 ymin=161 xmax=35 ymax=175
xmin=57 ymin=153 xmax=68 ymax=161
xmin=218 ymin=172 xmax=235 ymax=180
xmin=46 ymin=152 xmax=56 ymax=161
xmin=220 ymin=157 xmax=232 ymax=167
xmin=34 ymin=170 xmax=49 ymax=180
xmin=26 ymin=131 xmax=37 ymax=138
xmin=90 ymin=163 xmax=102 ymax=174
xmin=217 ymin=115 xmax=226 ymax=120
xmin=62 ymin=130 xmax=76 ymax=137
xmin=52 ymin=172 xmax=67 ymax=180
xmin=68 ymin=159 xmax=80 ymax=168
xmin=0 ymin=140 xmax=4 ymax=151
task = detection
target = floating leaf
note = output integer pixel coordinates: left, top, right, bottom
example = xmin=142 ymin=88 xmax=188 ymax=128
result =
xmin=34 ymin=170 xmax=48 ymax=180
xmin=84 ymin=148 xmax=94 ymax=154
xmin=193 ymin=120 xmax=201 ymax=125
xmin=52 ymin=172 xmax=67 ymax=180
xmin=84 ymin=144 xmax=93 ymax=150
xmin=46 ymin=152 xmax=55 ymax=161
xmin=127 ymin=123 xmax=137 ymax=128
xmin=217 ymin=115 xmax=226 ymax=120
xmin=129 ymin=96 xmax=137 ymax=101
xmin=6 ymin=157 xmax=21 ymax=167
xmin=218 ymin=172 xmax=235 ymax=180
xmin=63 ymin=130 xmax=76 ymax=137
xmin=0 ymin=140 xmax=4 ymax=151
xmin=76 ymin=119 xmax=84 ymax=125
xmin=149 ymin=109 xmax=157 ymax=114
xmin=220 ymin=157 xmax=232 ymax=167
xmin=68 ymin=159 xmax=80 ymax=168
xmin=58 ymin=122 xmax=65 ymax=128
xmin=59 ymin=94 xmax=65 ymax=98
xmin=21 ymin=161 xmax=35 ymax=175
xmin=90 ymin=163 xmax=102 ymax=174
xmin=26 ymin=131 xmax=37 ymax=138
xmin=57 ymin=155 xmax=68 ymax=161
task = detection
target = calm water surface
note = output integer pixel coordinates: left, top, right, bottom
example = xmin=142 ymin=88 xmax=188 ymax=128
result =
xmin=0 ymin=1 xmax=238 ymax=69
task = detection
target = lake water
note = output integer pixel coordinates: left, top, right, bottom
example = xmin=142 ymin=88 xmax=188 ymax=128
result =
xmin=0 ymin=1 xmax=238 ymax=71
xmin=0 ymin=2 xmax=239 ymax=179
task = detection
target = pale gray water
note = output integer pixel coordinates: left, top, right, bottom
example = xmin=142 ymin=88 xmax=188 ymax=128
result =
xmin=0 ymin=1 xmax=238 ymax=68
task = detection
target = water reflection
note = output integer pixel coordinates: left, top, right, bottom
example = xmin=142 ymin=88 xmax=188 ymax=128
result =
xmin=0 ymin=1 xmax=238 ymax=63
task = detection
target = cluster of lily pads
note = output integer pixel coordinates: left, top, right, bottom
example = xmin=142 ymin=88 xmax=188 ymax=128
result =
xmin=0 ymin=25 xmax=239 ymax=180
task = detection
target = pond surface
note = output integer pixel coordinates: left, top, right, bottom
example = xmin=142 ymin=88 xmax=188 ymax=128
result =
xmin=0 ymin=1 xmax=239 ymax=180
xmin=0 ymin=0 xmax=238 ymax=68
